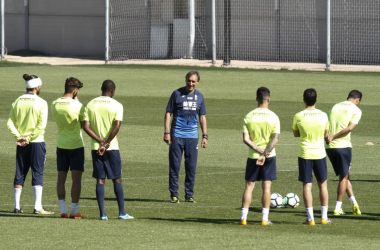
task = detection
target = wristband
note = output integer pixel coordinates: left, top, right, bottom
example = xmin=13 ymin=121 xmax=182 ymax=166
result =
xmin=164 ymin=132 xmax=170 ymax=135
xmin=202 ymin=134 xmax=208 ymax=140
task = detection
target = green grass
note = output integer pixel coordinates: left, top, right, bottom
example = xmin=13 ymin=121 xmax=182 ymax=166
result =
xmin=1 ymin=61 xmax=380 ymax=249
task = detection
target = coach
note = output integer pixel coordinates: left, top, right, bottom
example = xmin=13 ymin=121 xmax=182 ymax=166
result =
xmin=163 ymin=71 xmax=208 ymax=203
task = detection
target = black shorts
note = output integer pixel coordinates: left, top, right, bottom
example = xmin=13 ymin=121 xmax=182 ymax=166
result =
xmin=245 ymin=157 xmax=277 ymax=182
xmin=14 ymin=142 xmax=46 ymax=186
xmin=92 ymin=150 xmax=122 ymax=179
xmin=326 ymin=148 xmax=352 ymax=177
xmin=298 ymin=157 xmax=327 ymax=183
xmin=57 ymin=147 xmax=85 ymax=172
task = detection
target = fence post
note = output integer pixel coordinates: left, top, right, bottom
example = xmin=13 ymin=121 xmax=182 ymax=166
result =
xmin=326 ymin=0 xmax=331 ymax=69
xmin=211 ymin=0 xmax=216 ymax=65
xmin=105 ymin=0 xmax=109 ymax=64
xmin=1 ymin=0 xmax=4 ymax=60
xmin=275 ymin=0 xmax=280 ymax=60
xmin=24 ymin=0 xmax=29 ymax=49
xmin=222 ymin=0 xmax=231 ymax=66
xmin=189 ymin=0 xmax=195 ymax=58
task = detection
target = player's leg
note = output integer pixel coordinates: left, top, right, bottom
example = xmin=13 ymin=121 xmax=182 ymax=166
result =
xmin=240 ymin=181 xmax=255 ymax=225
xmin=57 ymin=148 xmax=69 ymax=217
xmin=346 ymin=176 xmax=361 ymax=214
xmin=69 ymin=147 xmax=85 ymax=218
xmin=240 ymin=158 xmax=259 ymax=225
xmin=13 ymin=145 xmax=30 ymax=213
xmin=261 ymin=157 xmax=276 ymax=225
xmin=31 ymin=142 xmax=53 ymax=215
xmin=261 ymin=180 xmax=272 ymax=225
xmin=92 ymin=150 xmax=107 ymax=220
xmin=298 ymin=157 xmax=315 ymax=225
xmin=314 ymin=158 xmax=331 ymax=224
xmin=326 ymin=148 xmax=346 ymax=215
xmin=57 ymin=171 xmax=68 ymax=216
xmin=168 ymin=136 xmax=184 ymax=202
xmin=184 ymin=138 xmax=198 ymax=202
xmin=96 ymin=178 xmax=107 ymax=219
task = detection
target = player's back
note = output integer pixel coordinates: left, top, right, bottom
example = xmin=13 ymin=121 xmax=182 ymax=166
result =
xmin=51 ymin=97 xmax=84 ymax=149
xmin=293 ymin=108 xmax=328 ymax=159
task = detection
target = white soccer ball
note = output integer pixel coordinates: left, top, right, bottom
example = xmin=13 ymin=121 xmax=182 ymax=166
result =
xmin=270 ymin=193 xmax=283 ymax=208
xmin=283 ymin=193 xmax=300 ymax=208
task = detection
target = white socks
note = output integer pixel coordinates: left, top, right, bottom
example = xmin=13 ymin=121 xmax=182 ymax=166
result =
xmin=262 ymin=208 xmax=269 ymax=221
xmin=306 ymin=207 xmax=314 ymax=221
xmin=59 ymin=199 xmax=67 ymax=214
xmin=349 ymin=196 xmax=357 ymax=205
xmin=335 ymin=201 xmax=342 ymax=211
xmin=321 ymin=206 xmax=328 ymax=220
xmin=33 ymin=185 xmax=43 ymax=211
xmin=241 ymin=208 xmax=249 ymax=220
xmin=71 ymin=203 xmax=79 ymax=215
xmin=14 ymin=188 xmax=22 ymax=210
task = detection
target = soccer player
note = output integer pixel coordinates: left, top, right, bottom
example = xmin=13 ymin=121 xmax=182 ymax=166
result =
xmin=7 ymin=74 xmax=54 ymax=215
xmin=163 ymin=71 xmax=208 ymax=203
xmin=293 ymin=88 xmax=331 ymax=225
xmin=325 ymin=90 xmax=362 ymax=215
xmin=51 ymin=77 xmax=85 ymax=219
xmin=83 ymin=80 xmax=133 ymax=220
xmin=239 ymin=87 xmax=280 ymax=226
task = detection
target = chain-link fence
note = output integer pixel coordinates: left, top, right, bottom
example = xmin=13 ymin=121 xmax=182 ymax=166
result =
xmin=108 ymin=0 xmax=380 ymax=65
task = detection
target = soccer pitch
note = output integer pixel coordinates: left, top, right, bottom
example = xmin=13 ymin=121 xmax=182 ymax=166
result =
xmin=1 ymin=61 xmax=379 ymax=249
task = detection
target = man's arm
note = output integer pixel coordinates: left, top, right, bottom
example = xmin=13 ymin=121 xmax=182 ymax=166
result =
xmin=263 ymin=133 xmax=280 ymax=158
xmin=163 ymin=111 xmax=172 ymax=144
xmin=199 ymin=115 xmax=208 ymax=148
xmin=83 ymin=121 xmax=105 ymax=145
xmin=293 ymin=130 xmax=300 ymax=137
xmin=98 ymin=121 xmax=122 ymax=155
xmin=326 ymin=123 xmax=357 ymax=144
xmin=243 ymin=132 xmax=265 ymax=154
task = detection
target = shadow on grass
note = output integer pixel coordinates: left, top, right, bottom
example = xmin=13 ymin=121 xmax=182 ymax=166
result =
xmin=144 ymin=217 xmax=238 ymax=225
xmin=80 ymin=197 xmax=167 ymax=202
xmin=331 ymin=179 xmax=380 ymax=183
xmin=0 ymin=211 xmax=58 ymax=219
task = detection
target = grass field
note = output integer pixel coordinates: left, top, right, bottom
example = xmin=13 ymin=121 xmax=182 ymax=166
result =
xmin=0 ymin=61 xmax=380 ymax=249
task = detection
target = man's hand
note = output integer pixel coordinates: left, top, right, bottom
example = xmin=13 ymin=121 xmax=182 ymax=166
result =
xmin=201 ymin=138 xmax=208 ymax=148
xmin=325 ymin=134 xmax=334 ymax=144
xmin=16 ymin=138 xmax=29 ymax=147
xmin=163 ymin=134 xmax=171 ymax=145
xmin=97 ymin=146 xmax=106 ymax=156
xmin=256 ymin=155 xmax=266 ymax=166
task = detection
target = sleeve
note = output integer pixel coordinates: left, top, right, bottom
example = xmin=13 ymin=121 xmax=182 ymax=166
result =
xmin=27 ymin=100 xmax=48 ymax=142
xmin=292 ymin=114 xmax=299 ymax=131
xmin=350 ymin=107 xmax=362 ymax=124
xmin=79 ymin=104 xmax=85 ymax=122
xmin=273 ymin=115 xmax=280 ymax=134
xmin=166 ymin=91 xmax=176 ymax=113
xmin=7 ymin=104 xmax=21 ymax=140
xmin=115 ymin=103 xmax=123 ymax=121
xmin=243 ymin=115 xmax=249 ymax=133
xmin=82 ymin=104 xmax=89 ymax=121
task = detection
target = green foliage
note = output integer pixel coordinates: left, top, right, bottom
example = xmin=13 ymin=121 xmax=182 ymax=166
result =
xmin=1 ymin=62 xmax=380 ymax=249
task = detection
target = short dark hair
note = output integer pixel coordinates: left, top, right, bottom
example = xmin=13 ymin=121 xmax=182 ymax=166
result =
xmin=65 ymin=77 xmax=83 ymax=94
xmin=101 ymin=80 xmax=116 ymax=93
xmin=23 ymin=74 xmax=39 ymax=91
xmin=256 ymin=87 xmax=270 ymax=104
xmin=303 ymin=88 xmax=317 ymax=106
xmin=185 ymin=71 xmax=200 ymax=82
xmin=347 ymin=90 xmax=362 ymax=100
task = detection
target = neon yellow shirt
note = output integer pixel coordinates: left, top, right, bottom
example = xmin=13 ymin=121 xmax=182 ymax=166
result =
xmin=243 ymin=108 xmax=280 ymax=159
xmin=51 ymin=97 xmax=84 ymax=149
xmin=293 ymin=108 xmax=328 ymax=159
xmin=7 ymin=93 xmax=48 ymax=143
xmin=326 ymin=101 xmax=361 ymax=149
xmin=83 ymin=96 xmax=123 ymax=150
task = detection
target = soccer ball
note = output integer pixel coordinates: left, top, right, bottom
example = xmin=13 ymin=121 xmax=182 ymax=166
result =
xmin=270 ymin=193 xmax=283 ymax=208
xmin=283 ymin=193 xmax=300 ymax=208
